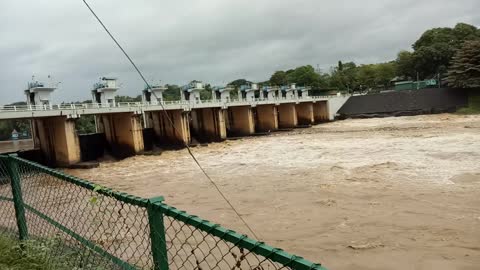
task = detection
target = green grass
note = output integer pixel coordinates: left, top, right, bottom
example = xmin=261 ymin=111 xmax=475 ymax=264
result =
xmin=0 ymin=235 xmax=110 ymax=270
xmin=456 ymin=107 xmax=480 ymax=114
xmin=0 ymin=236 xmax=54 ymax=269
xmin=456 ymin=90 xmax=480 ymax=114
xmin=0 ymin=235 xmax=75 ymax=270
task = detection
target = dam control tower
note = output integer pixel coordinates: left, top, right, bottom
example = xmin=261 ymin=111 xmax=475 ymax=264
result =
xmin=91 ymin=77 xmax=119 ymax=106
xmin=25 ymin=76 xmax=58 ymax=107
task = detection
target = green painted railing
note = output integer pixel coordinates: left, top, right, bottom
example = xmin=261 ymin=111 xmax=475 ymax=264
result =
xmin=0 ymin=155 xmax=327 ymax=270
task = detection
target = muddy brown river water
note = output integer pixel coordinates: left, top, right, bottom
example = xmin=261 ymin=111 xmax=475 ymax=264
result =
xmin=66 ymin=114 xmax=480 ymax=270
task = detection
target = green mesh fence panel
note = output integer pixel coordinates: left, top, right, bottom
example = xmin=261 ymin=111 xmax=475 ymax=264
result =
xmin=0 ymin=157 xmax=18 ymax=237
xmin=0 ymin=156 xmax=326 ymax=270
xmin=163 ymin=212 xmax=303 ymax=270
xmin=16 ymin=159 xmax=152 ymax=269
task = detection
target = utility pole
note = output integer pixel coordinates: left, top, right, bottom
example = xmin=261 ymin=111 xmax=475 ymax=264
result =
xmin=416 ymin=72 xmax=420 ymax=90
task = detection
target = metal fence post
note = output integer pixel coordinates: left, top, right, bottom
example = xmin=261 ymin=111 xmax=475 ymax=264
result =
xmin=147 ymin=196 xmax=168 ymax=270
xmin=6 ymin=156 xmax=28 ymax=240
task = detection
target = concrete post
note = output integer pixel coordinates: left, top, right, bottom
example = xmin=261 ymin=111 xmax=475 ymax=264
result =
xmin=211 ymin=90 xmax=216 ymax=101
xmin=180 ymin=89 xmax=186 ymax=101
xmin=6 ymin=157 xmax=28 ymax=240
xmin=147 ymin=196 xmax=169 ymax=270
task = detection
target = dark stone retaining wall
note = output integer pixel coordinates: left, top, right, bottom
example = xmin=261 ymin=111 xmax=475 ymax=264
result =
xmin=337 ymin=88 xmax=468 ymax=118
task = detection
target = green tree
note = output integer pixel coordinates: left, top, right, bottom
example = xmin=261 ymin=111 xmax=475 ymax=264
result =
xmin=329 ymin=61 xmax=357 ymax=91
xmin=447 ymin=40 xmax=480 ymax=88
xmin=413 ymin=43 xmax=451 ymax=78
xmin=228 ymin=79 xmax=251 ymax=87
xmin=410 ymin=23 xmax=480 ymax=79
xmin=395 ymin=50 xmax=415 ymax=78
xmin=375 ymin=62 xmax=397 ymax=89
xmin=0 ymin=120 xmax=31 ymax=140
xmin=163 ymin=85 xmax=181 ymax=101
xmin=269 ymin=71 xmax=288 ymax=85
xmin=285 ymin=65 xmax=320 ymax=86
xmin=0 ymin=101 xmax=32 ymax=140
xmin=200 ymin=84 xmax=213 ymax=100
xmin=356 ymin=64 xmax=377 ymax=90
xmin=452 ymin=23 xmax=480 ymax=47
xmin=10 ymin=101 xmax=27 ymax=106
xmin=115 ymin=95 xmax=141 ymax=103
xmin=76 ymin=115 xmax=96 ymax=134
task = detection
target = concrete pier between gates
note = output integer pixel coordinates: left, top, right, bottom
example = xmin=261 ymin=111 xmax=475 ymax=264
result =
xmin=226 ymin=106 xmax=255 ymax=136
xmin=33 ymin=116 xmax=81 ymax=166
xmin=96 ymin=112 xmax=144 ymax=157
xmin=313 ymin=101 xmax=329 ymax=122
xmin=277 ymin=103 xmax=298 ymax=128
xmin=190 ymin=108 xmax=227 ymax=142
xmin=150 ymin=110 xmax=191 ymax=146
xmin=295 ymin=102 xmax=314 ymax=125
xmin=255 ymin=104 xmax=278 ymax=132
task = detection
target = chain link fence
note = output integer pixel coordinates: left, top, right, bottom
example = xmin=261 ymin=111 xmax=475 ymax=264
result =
xmin=0 ymin=157 xmax=18 ymax=239
xmin=0 ymin=155 xmax=326 ymax=270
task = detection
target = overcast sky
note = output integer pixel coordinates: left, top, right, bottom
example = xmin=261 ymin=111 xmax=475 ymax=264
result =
xmin=1 ymin=0 xmax=479 ymax=104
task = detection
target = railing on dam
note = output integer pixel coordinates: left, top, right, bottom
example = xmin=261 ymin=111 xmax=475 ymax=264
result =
xmin=0 ymin=95 xmax=336 ymax=113
xmin=0 ymin=155 xmax=327 ymax=270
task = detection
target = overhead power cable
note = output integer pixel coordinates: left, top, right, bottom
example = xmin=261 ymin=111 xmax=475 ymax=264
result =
xmin=82 ymin=0 xmax=259 ymax=240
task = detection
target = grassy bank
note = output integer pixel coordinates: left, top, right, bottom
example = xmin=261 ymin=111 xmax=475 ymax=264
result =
xmin=457 ymin=90 xmax=480 ymax=114
xmin=0 ymin=234 xmax=111 ymax=270
xmin=0 ymin=235 xmax=70 ymax=270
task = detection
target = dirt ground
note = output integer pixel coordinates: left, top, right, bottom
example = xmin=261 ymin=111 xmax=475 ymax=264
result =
xmin=66 ymin=114 xmax=480 ymax=270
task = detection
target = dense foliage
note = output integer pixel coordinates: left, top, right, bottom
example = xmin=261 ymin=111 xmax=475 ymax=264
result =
xmin=263 ymin=61 xmax=397 ymax=93
xmin=0 ymin=120 xmax=30 ymax=140
xmin=76 ymin=115 xmax=96 ymax=135
xmin=114 ymin=95 xmax=142 ymax=103
xmin=396 ymin=23 xmax=480 ymax=80
xmin=163 ymin=85 xmax=181 ymax=101
xmin=446 ymin=40 xmax=480 ymax=88
xmin=0 ymin=102 xmax=31 ymax=140
xmin=259 ymin=22 xmax=479 ymax=92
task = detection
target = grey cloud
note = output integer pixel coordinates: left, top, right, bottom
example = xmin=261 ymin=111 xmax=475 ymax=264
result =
xmin=0 ymin=0 xmax=479 ymax=104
